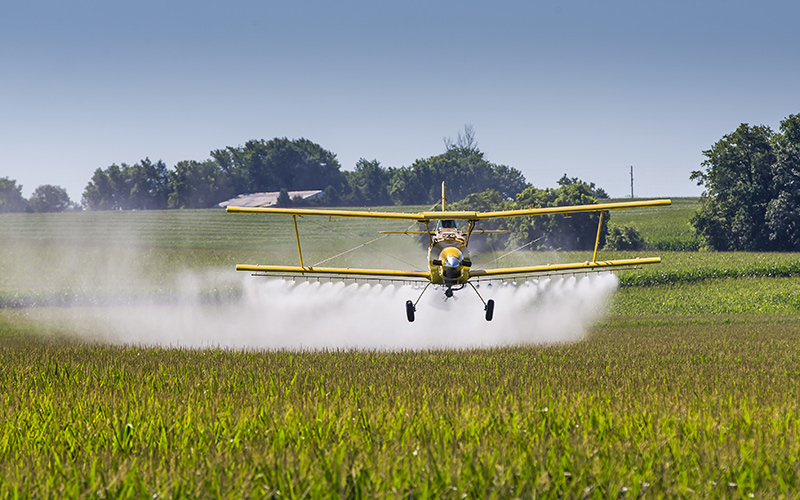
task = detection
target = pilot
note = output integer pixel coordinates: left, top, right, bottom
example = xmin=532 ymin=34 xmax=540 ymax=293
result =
xmin=440 ymin=219 xmax=456 ymax=229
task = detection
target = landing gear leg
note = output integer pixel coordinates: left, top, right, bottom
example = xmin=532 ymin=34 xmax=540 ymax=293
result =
xmin=406 ymin=282 xmax=432 ymax=323
xmin=468 ymin=282 xmax=495 ymax=322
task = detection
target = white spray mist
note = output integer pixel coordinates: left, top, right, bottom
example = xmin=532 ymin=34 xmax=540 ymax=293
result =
xmin=63 ymin=271 xmax=618 ymax=350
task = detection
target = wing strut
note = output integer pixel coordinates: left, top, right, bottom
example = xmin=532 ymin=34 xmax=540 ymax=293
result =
xmin=293 ymin=215 xmax=305 ymax=269
xmin=592 ymin=210 xmax=605 ymax=263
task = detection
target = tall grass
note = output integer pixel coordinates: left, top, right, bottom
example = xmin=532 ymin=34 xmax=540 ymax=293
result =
xmin=2 ymin=313 xmax=800 ymax=498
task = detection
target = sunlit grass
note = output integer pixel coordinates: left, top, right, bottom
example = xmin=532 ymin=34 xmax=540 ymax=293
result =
xmin=2 ymin=313 xmax=800 ymax=497
xmin=608 ymin=197 xmax=700 ymax=250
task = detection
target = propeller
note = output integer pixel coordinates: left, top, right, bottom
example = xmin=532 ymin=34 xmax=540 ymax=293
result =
xmin=443 ymin=287 xmax=459 ymax=302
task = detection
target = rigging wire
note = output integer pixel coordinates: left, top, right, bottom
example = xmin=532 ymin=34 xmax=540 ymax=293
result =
xmin=297 ymin=215 xmax=425 ymax=270
xmin=304 ymin=202 xmax=441 ymax=270
xmin=312 ymin=233 xmax=392 ymax=267
xmin=485 ymin=235 xmax=545 ymax=266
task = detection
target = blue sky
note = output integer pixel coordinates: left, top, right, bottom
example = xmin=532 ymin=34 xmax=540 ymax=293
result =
xmin=2 ymin=0 xmax=799 ymax=201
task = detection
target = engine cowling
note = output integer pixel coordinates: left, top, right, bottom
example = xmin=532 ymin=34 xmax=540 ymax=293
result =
xmin=437 ymin=247 xmax=464 ymax=280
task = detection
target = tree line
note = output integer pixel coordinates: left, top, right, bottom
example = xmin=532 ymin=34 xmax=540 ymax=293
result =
xmin=691 ymin=113 xmax=800 ymax=251
xmin=1 ymin=127 xmax=531 ymax=212
xmin=0 ymin=179 xmax=76 ymax=213
xmin=5 ymin=115 xmax=800 ymax=253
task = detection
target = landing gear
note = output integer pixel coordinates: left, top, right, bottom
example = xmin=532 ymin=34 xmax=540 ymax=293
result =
xmin=406 ymin=283 xmax=431 ymax=322
xmin=468 ymin=282 xmax=494 ymax=322
xmin=485 ymin=299 xmax=495 ymax=321
xmin=405 ymin=283 xmax=493 ymax=322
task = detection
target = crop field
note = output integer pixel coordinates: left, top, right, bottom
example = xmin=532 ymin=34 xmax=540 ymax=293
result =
xmin=2 ymin=203 xmax=800 ymax=498
xmin=608 ymin=197 xmax=700 ymax=251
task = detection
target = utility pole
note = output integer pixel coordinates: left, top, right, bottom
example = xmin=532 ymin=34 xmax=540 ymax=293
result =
xmin=630 ymin=165 xmax=634 ymax=198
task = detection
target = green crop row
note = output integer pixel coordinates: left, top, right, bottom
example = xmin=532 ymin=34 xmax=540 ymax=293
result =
xmin=2 ymin=313 xmax=800 ymax=498
xmin=0 ymin=208 xmax=426 ymax=251
xmin=619 ymin=259 xmax=800 ymax=287
xmin=612 ymin=277 xmax=800 ymax=316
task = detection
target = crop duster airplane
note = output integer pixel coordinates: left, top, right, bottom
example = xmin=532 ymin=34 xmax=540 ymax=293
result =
xmin=227 ymin=184 xmax=670 ymax=322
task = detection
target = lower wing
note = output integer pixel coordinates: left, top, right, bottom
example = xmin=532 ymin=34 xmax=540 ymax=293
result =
xmin=236 ymin=264 xmax=431 ymax=282
xmin=468 ymin=257 xmax=661 ymax=280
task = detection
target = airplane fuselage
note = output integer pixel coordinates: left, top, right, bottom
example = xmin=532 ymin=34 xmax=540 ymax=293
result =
xmin=427 ymin=224 xmax=472 ymax=286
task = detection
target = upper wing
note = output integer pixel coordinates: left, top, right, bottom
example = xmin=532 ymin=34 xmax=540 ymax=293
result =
xmin=226 ymin=206 xmax=428 ymax=220
xmin=236 ymin=264 xmax=430 ymax=281
xmin=468 ymin=257 xmax=662 ymax=280
xmin=226 ymin=199 xmax=671 ymax=220
xmin=471 ymin=199 xmax=671 ymax=219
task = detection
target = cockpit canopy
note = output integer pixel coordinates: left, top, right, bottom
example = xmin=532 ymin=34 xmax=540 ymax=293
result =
xmin=437 ymin=219 xmax=458 ymax=230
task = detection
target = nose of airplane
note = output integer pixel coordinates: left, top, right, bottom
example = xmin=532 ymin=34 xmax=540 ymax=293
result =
xmin=443 ymin=255 xmax=460 ymax=268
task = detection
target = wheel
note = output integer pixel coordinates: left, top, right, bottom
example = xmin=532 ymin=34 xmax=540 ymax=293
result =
xmin=485 ymin=299 xmax=494 ymax=321
xmin=406 ymin=300 xmax=415 ymax=322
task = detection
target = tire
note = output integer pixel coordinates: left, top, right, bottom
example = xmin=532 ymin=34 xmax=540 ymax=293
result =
xmin=406 ymin=300 xmax=415 ymax=322
xmin=485 ymin=299 xmax=495 ymax=321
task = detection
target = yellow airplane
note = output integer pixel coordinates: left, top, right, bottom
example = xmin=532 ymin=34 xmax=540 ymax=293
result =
xmin=227 ymin=183 xmax=670 ymax=322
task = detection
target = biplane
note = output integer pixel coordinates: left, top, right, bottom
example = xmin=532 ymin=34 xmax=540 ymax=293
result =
xmin=227 ymin=184 xmax=670 ymax=322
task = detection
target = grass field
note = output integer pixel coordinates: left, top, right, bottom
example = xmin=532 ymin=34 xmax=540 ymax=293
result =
xmin=2 ymin=203 xmax=800 ymax=498
xmin=608 ymin=197 xmax=700 ymax=251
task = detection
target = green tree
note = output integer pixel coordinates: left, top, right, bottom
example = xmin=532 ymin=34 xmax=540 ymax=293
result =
xmin=604 ymin=224 xmax=647 ymax=250
xmin=211 ymin=138 xmax=346 ymax=195
xmin=168 ymin=160 xmax=233 ymax=208
xmin=388 ymin=127 xmax=528 ymax=205
xmin=28 ymin=185 xmax=74 ymax=212
xmin=83 ymin=159 xmax=171 ymax=210
xmin=275 ymin=188 xmax=292 ymax=208
xmin=83 ymin=164 xmax=130 ymax=210
xmin=320 ymin=185 xmax=341 ymax=206
xmin=388 ymin=167 xmax=428 ymax=206
xmin=558 ymin=174 xmax=609 ymax=199
xmin=507 ymin=181 xmax=608 ymax=251
xmin=128 ymin=158 xmax=170 ymax=210
xmin=82 ymin=167 xmax=115 ymax=210
xmin=766 ymin=114 xmax=800 ymax=249
xmin=450 ymin=178 xmax=608 ymax=252
xmin=690 ymin=123 xmax=777 ymax=250
xmin=345 ymin=158 xmax=392 ymax=206
xmin=493 ymin=164 xmax=532 ymax=200
xmin=0 ymin=177 xmax=27 ymax=213
xmin=449 ymin=189 xmax=513 ymax=250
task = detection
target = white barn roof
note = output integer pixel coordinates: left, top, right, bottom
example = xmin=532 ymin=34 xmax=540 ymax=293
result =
xmin=215 ymin=190 xmax=323 ymax=208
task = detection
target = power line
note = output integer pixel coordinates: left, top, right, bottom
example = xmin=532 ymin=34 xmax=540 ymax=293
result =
xmin=530 ymin=165 xmax=694 ymax=172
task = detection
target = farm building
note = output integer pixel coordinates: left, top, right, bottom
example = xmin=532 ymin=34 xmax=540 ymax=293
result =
xmin=215 ymin=190 xmax=323 ymax=208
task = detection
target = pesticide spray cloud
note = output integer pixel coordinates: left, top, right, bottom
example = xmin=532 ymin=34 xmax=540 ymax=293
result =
xmin=10 ymin=212 xmax=618 ymax=350
xmin=60 ymin=271 xmax=618 ymax=350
